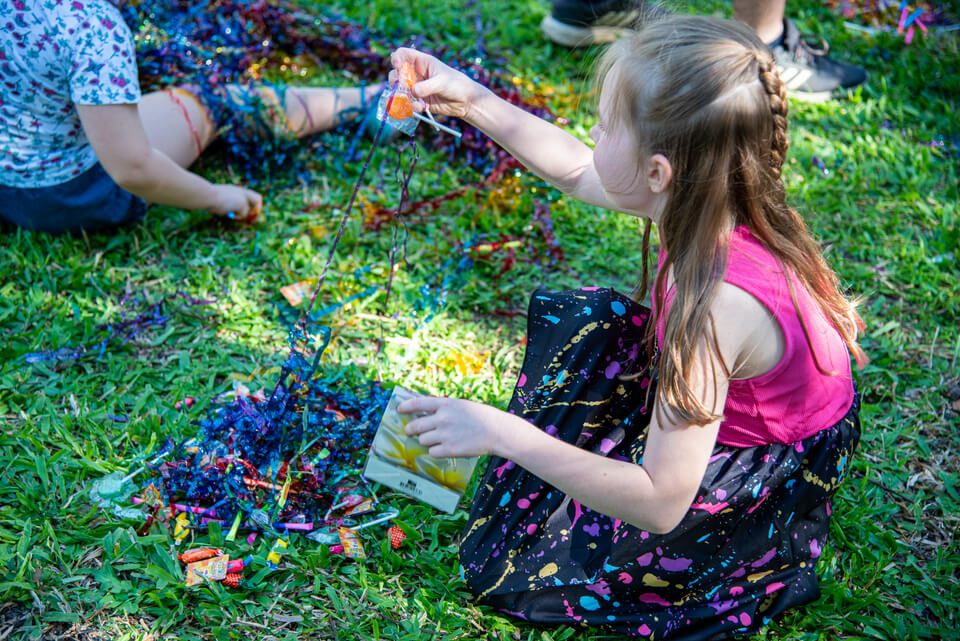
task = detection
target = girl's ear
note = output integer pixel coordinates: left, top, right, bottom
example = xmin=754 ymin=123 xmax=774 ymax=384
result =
xmin=647 ymin=154 xmax=673 ymax=194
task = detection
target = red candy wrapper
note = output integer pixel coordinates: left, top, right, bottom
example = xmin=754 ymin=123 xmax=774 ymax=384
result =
xmin=222 ymin=573 xmax=242 ymax=588
xmin=388 ymin=526 xmax=406 ymax=550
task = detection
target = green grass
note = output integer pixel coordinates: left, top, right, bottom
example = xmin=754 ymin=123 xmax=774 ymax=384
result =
xmin=1 ymin=0 xmax=958 ymax=639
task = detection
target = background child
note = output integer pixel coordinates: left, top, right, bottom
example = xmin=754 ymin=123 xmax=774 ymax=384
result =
xmin=0 ymin=0 xmax=382 ymax=234
xmin=393 ymin=13 xmax=865 ymax=639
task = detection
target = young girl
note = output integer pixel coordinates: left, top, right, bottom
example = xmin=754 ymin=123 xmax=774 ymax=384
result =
xmin=393 ymin=14 xmax=865 ymax=639
xmin=0 ymin=0 xmax=382 ymax=234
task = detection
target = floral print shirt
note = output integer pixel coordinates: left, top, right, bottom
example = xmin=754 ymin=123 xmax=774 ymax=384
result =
xmin=0 ymin=0 xmax=141 ymax=188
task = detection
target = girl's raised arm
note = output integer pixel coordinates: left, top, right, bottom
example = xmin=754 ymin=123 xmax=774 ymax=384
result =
xmin=390 ymin=48 xmax=630 ymax=215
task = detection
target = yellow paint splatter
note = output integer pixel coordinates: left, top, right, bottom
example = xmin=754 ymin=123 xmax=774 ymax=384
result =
xmin=539 ymin=563 xmax=559 ymax=578
xmin=802 ymin=469 xmax=833 ymax=490
xmin=748 ymin=570 xmax=773 ymax=582
xmin=480 ymin=560 xmax=516 ymax=598
xmin=642 ymin=573 xmax=669 ymax=587
xmin=463 ymin=517 xmax=489 ymax=541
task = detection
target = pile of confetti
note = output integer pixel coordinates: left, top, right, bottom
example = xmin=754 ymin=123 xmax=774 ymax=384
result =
xmin=70 ymin=0 xmax=586 ymax=581
xmin=829 ymin=1 xmax=958 ymax=42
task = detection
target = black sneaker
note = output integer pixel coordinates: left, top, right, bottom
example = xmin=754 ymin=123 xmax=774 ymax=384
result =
xmin=771 ymin=18 xmax=868 ymax=102
xmin=541 ymin=0 xmax=651 ymax=48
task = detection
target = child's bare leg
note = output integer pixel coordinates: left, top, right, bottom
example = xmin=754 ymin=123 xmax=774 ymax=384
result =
xmin=137 ymin=88 xmax=216 ymax=168
xmin=281 ymin=85 xmax=383 ymax=138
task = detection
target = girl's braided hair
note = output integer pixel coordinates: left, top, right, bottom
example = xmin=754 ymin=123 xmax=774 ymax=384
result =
xmin=598 ymin=15 xmax=865 ymax=426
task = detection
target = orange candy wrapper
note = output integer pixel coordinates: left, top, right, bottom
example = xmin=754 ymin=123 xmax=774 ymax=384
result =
xmin=178 ymin=547 xmax=223 ymax=563
xmin=399 ymin=61 xmax=418 ymax=89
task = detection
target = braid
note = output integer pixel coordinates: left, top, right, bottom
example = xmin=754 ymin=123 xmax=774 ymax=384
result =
xmin=756 ymin=55 xmax=790 ymax=176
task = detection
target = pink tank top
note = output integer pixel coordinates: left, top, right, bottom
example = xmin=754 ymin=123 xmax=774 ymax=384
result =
xmin=654 ymin=226 xmax=854 ymax=447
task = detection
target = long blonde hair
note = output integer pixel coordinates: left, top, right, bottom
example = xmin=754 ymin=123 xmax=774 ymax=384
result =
xmin=598 ymin=15 xmax=866 ymax=426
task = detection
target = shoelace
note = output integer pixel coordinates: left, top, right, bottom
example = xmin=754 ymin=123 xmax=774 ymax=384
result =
xmin=788 ymin=32 xmax=830 ymax=65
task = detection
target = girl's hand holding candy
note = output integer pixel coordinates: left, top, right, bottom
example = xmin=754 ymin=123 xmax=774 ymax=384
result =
xmin=389 ymin=48 xmax=491 ymax=121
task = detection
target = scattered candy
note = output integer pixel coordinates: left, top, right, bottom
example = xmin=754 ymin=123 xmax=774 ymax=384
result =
xmin=185 ymin=554 xmax=230 ymax=586
xmin=178 ymin=547 xmax=223 ymax=563
xmin=226 ymin=556 xmax=252 ymax=573
xmin=388 ymin=526 xmax=406 ymax=549
xmin=222 ymin=573 xmax=243 ymax=588
xmin=280 ymin=281 xmax=316 ymax=306
xmin=173 ymin=513 xmax=191 ymax=545
xmin=266 ymin=537 xmax=289 ymax=569
xmin=338 ymin=527 xmax=366 ymax=559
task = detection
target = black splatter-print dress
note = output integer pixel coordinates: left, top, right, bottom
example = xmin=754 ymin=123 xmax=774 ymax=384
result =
xmin=458 ymin=287 xmax=859 ymax=640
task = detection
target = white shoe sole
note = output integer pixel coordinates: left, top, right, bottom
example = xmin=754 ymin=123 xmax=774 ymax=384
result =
xmin=540 ymin=15 xmax=634 ymax=47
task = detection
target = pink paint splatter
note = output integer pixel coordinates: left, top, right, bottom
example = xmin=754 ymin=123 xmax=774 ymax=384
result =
xmin=517 ymin=498 xmax=530 ymax=509
xmin=638 ymin=592 xmax=671 ymax=606
xmin=690 ymin=501 xmax=730 ymax=515
xmin=739 ymin=612 xmax=752 ymax=626
xmin=638 ymin=624 xmax=652 ymax=635
xmin=600 ymin=438 xmax=617 ymax=454
xmin=517 ymin=373 xmax=526 ymax=387
xmin=631 ymin=315 xmax=645 ymax=327
xmin=746 ymin=493 xmax=771 ymax=514
xmin=582 ymin=286 xmax=600 ymax=291
xmin=570 ymin=500 xmax=584 ymax=529
xmin=526 ymin=523 xmax=538 ymax=535
xmin=659 ymin=557 xmax=693 ymax=572
xmin=766 ymin=582 xmax=785 ymax=594
xmin=730 ymin=586 xmax=744 ymax=597
xmin=794 ymin=441 xmax=805 ymax=453
xmin=618 ymin=572 xmax=633 ymax=584
xmin=715 ymin=488 xmax=727 ymax=500
xmin=810 ymin=539 xmax=822 ymax=558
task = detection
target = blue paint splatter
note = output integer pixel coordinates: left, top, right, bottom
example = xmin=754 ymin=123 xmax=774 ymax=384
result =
xmin=543 ymin=315 xmax=561 ymax=324
xmin=603 ymin=561 xmax=620 ymax=573
xmin=580 ymin=596 xmax=600 ymax=611
xmin=499 ymin=492 xmax=512 ymax=507
xmin=610 ymin=301 xmax=626 ymax=316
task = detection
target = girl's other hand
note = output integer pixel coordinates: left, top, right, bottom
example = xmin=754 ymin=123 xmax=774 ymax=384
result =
xmin=397 ymin=396 xmax=510 ymax=459
xmin=389 ymin=48 xmax=487 ymax=121
xmin=210 ymin=184 xmax=263 ymax=222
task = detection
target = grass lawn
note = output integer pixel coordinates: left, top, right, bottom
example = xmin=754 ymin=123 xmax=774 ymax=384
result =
xmin=1 ymin=0 xmax=958 ymax=639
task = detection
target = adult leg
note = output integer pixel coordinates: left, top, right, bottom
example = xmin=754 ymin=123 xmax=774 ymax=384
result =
xmin=734 ymin=0 xmax=867 ymax=99
xmin=732 ymin=0 xmax=786 ymax=44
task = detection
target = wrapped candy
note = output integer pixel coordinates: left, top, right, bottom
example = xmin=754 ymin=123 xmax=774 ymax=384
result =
xmin=387 ymin=525 xmax=406 ymax=549
xmin=178 ymin=547 xmax=223 ymax=563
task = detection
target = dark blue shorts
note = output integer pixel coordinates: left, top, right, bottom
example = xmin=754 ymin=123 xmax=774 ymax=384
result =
xmin=0 ymin=163 xmax=147 ymax=235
